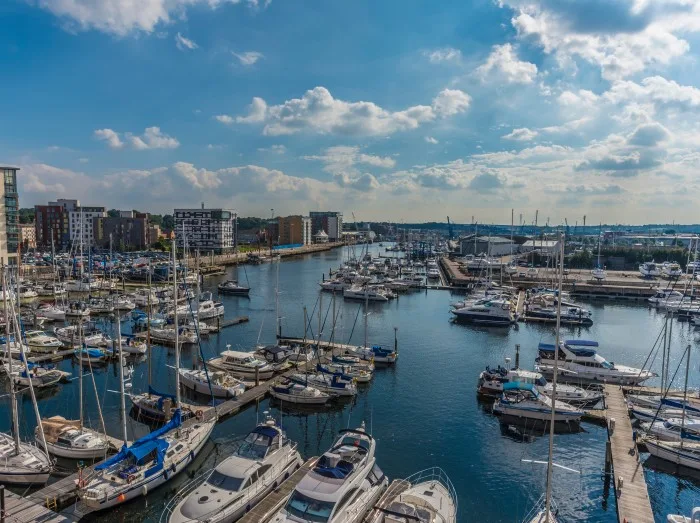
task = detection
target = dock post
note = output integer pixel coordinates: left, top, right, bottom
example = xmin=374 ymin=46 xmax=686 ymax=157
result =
xmin=515 ymin=344 xmax=520 ymax=369
xmin=1 ymin=485 xmax=5 ymax=523
xmin=605 ymin=439 xmax=612 ymax=474
xmin=255 ymin=367 xmax=259 ymax=387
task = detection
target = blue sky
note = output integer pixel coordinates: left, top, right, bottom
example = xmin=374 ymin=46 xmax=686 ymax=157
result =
xmin=3 ymin=0 xmax=700 ymax=224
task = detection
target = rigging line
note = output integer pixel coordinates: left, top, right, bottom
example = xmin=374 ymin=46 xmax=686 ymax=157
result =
xmin=642 ymin=344 xmax=689 ymax=430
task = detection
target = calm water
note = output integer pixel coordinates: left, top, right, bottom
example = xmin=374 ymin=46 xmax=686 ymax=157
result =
xmin=5 ymin=244 xmax=700 ymax=521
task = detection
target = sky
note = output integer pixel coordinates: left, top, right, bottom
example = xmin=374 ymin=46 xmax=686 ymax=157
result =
xmin=3 ymin=0 xmax=700 ymax=225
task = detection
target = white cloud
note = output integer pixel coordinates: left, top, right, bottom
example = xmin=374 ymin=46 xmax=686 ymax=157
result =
xmin=304 ymin=146 xmax=396 ymax=172
xmin=95 ymin=126 xmax=179 ymax=150
xmin=604 ymin=76 xmax=700 ymax=113
xmin=175 ymin=32 xmax=198 ymax=51
xmin=215 ymin=114 xmax=235 ymax=124
xmin=127 ymin=126 xmax=180 ymax=150
xmin=78 ymin=157 xmax=89 ymax=163
xmin=258 ymin=144 xmax=287 ymax=154
xmin=476 ymin=43 xmax=538 ymax=84
xmin=233 ymin=51 xmax=264 ymax=65
xmin=558 ymin=89 xmax=598 ymax=108
xmin=94 ymin=128 xmax=124 ymax=149
xmin=501 ymin=0 xmax=700 ymax=80
xmin=37 ymin=0 xmax=267 ymax=36
xmin=425 ymin=136 xmax=439 ymax=144
xmin=235 ymin=87 xmax=470 ymax=136
xmin=334 ymin=172 xmax=380 ymax=192
xmin=502 ymin=127 xmax=538 ymax=141
xmin=424 ymin=47 xmax=462 ymax=63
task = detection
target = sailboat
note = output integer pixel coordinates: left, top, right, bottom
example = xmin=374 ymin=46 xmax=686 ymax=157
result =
xmin=505 ymin=209 xmax=518 ymax=275
xmin=37 ymin=323 xmax=112 ymax=459
xmin=0 ymin=268 xmax=53 ymax=484
xmin=79 ymin=240 xmax=216 ymax=510
xmin=591 ymin=225 xmax=606 ymax=282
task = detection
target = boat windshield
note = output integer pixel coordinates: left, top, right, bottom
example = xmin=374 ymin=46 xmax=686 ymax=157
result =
xmin=237 ymin=431 xmax=273 ymax=459
xmin=600 ymin=361 xmax=614 ymax=369
xmin=535 ymin=376 xmax=547 ymax=386
xmin=285 ymin=491 xmax=335 ymax=522
xmin=339 ymin=435 xmax=370 ymax=451
xmin=208 ymin=470 xmax=245 ymax=492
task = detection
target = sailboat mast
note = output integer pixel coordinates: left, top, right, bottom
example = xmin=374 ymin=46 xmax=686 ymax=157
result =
xmin=79 ymin=322 xmax=84 ymax=429
xmin=364 ymin=289 xmax=369 ymax=349
xmin=275 ymin=255 xmax=281 ymax=338
xmin=680 ymin=344 xmax=691 ymax=451
xmin=173 ymin=239 xmax=182 ymax=412
xmin=116 ymin=303 xmax=128 ymax=446
xmin=147 ymin=260 xmax=152 ymax=385
xmin=3 ymin=268 xmax=20 ymax=454
xmin=544 ymin=232 xmax=564 ymax=521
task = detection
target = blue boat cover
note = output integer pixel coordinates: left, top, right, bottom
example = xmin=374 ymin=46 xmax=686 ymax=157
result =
xmin=537 ymin=343 xmax=556 ymax=351
xmin=253 ymin=426 xmax=279 ymax=439
xmin=316 ymin=364 xmax=352 ymax=381
xmin=75 ymin=348 xmax=104 ymax=358
xmin=565 ymin=340 xmax=599 ymax=347
xmin=502 ymin=382 xmax=536 ymax=393
xmin=96 ymin=409 xmax=181 ymax=471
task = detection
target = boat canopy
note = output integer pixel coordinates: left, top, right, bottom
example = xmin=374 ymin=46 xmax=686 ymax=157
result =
xmin=148 ymin=385 xmax=178 ymax=409
xmin=565 ymin=340 xmax=599 ymax=347
xmin=96 ymin=409 xmax=182 ymax=472
xmin=538 ymin=342 xmax=597 ymax=358
xmin=502 ymin=382 xmax=537 ymax=393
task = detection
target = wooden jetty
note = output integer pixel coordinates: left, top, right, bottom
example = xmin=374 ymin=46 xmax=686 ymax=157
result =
xmin=238 ymin=457 xmax=318 ymax=523
xmin=604 ymin=384 xmax=654 ymax=523
xmin=515 ymin=290 xmax=525 ymax=317
xmin=0 ymin=488 xmax=74 ymax=523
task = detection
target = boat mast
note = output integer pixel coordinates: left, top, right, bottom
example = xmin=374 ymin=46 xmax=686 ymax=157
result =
xmin=680 ymin=343 xmax=691 ymax=451
xmin=364 ymin=287 xmax=369 ymax=349
xmin=116 ymin=297 xmax=128 ymax=446
xmin=79 ymin=322 xmax=84 ymax=430
xmin=275 ymin=254 xmax=281 ymax=338
xmin=147 ymin=260 xmax=152 ymax=386
xmin=544 ymin=232 xmax=564 ymax=522
xmin=3 ymin=268 xmax=20 ymax=454
xmin=173 ymin=239 xmax=182 ymax=423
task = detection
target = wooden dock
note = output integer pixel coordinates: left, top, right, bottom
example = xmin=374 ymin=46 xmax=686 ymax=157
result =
xmin=604 ymin=384 xmax=654 ymax=523
xmin=515 ymin=290 xmax=525 ymax=317
xmin=238 ymin=457 xmax=318 ymax=523
xmin=0 ymin=489 xmax=75 ymax=523
xmin=362 ymin=478 xmax=410 ymax=522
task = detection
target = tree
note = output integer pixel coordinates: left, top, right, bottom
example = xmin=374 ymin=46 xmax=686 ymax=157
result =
xmin=19 ymin=208 xmax=35 ymax=224
xmin=149 ymin=214 xmax=163 ymax=227
xmin=107 ymin=209 xmax=120 ymax=218
xmin=162 ymin=214 xmax=174 ymax=231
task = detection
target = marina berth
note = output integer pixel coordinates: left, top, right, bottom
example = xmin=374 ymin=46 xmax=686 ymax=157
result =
xmin=492 ymin=382 xmax=584 ymax=423
xmin=270 ymin=422 xmax=388 ymax=523
xmin=534 ymin=340 xmax=655 ymax=385
xmin=164 ymin=415 xmax=302 ymax=523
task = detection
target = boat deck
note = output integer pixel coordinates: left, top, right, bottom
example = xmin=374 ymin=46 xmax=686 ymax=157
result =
xmin=238 ymin=457 xmax=318 ymax=523
xmin=605 ymin=384 xmax=654 ymax=523
xmin=362 ymin=478 xmax=411 ymax=522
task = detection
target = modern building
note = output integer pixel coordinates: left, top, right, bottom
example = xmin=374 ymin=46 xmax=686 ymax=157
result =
xmin=93 ymin=213 xmax=149 ymax=250
xmin=174 ymin=208 xmax=235 ymax=253
xmin=0 ymin=166 xmax=19 ymax=264
xmin=68 ymin=206 xmax=107 ymax=249
xmin=460 ymin=235 xmax=515 ymax=257
xmin=35 ymin=203 xmax=70 ymax=251
xmin=309 ymin=211 xmax=343 ymax=242
xmin=147 ymin=224 xmax=162 ymax=245
xmin=278 ymin=215 xmax=312 ymax=246
xmin=19 ymin=223 xmax=36 ymax=250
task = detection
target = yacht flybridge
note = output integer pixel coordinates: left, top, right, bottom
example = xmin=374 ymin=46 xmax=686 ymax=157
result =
xmin=535 ymin=340 xmax=655 ymax=385
xmin=271 ymin=422 xmax=388 ymax=523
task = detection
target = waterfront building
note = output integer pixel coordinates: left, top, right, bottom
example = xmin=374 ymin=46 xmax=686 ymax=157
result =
xmin=309 ymin=211 xmax=343 ymax=242
xmin=277 ymin=215 xmax=311 ymax=246
xmin=19 ymin=223 xmax=36 ymax=250
xmin=93 ymin=213 xmax=149 ymax=250
xmin=147 ymin=224 xmax=162 ymax=245
xmin=0 ymin=166 xmax=19 ymax=264
xmin=35 ymin=204 xmax=69 ymax=251
xmin=68 ymin=206 xmax=107 ymax=248
xmin=313 ymin=229 xmax=329 ymax=244
xmin=520 ymin=239 xmax=561 ymax=254
xmin=174 ymin=208 xmax=235 ymax=253
xmin=459 ymin=235 xmax=514 ymax=256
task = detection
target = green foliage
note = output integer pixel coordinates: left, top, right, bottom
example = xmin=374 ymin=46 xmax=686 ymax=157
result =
xmin=107 ymin=209 xmax=120 ymax=218
xmin=149 ymin=214 xmax=163 ymax=227
xmin=162 ymin=214 xmax=174 ymax=231
xmin=238 ymin=217 xmax=267 ymax=230
xmin=19 ymin=208 xmax=35 ymax=224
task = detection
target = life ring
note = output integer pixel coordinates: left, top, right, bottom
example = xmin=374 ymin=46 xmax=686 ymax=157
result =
xmin=195 ymin=410 xmax=203 ymax=421
xmin=127 ymin=474 xmax=136 ymax=484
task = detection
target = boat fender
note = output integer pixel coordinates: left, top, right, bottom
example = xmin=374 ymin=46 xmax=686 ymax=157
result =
xmin=164 ymin=470 xmax=169 ymax=480
xmin=190 ymin=450 xmax=195 ymax=461
xmin=141 ymin=485 xmax=148 ymax=496
xmin=246 ymin=504 xmax=251 ymax=512
xmin=171 ymin=463 xmax=177 ymax=473
xmin=284 ymin=472 xmax=289 ymax=480
xmin=273 ymin=481 xmax=278 ymax=489
xmin=195 ymin=410 xmax=203 ymax=421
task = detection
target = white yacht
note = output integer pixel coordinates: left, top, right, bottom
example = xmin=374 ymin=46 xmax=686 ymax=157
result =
xmin=65 ymin=278 xmax=97 ymax=292
xmin=37 ymin=304 xmax=66 ymax=321
xmin=290 ymin=373 xmax=357 ymax=397
xmin=195 ymin=298 xmax=225 ymax=319
xmin=36 ymin=416 xmax=111 ymax=459
xmin=320 ymin=279 xmax=351 ymax=292
xmin=662 ymin=262 xmax=683 ymax=279
xmin=364 ymin=467 xmax=457 ymax=523
xmin=23 ymin=330 xmax=62 ymax=354
xmin=88 ymin=298 xmax=114 ymax=314
xmin=427 ymin=267 xmax=440 ymax=279
xmin=271 ymin=423 xmax=388 ymax=523
xmin=55 ymin=324 xmax=111 ymax=347
xmin=131 ymin=289 xmax=161 ymax=307
xmin=150 ymin=326 xmax=198 ymax=345
xmin=451 ymin=298 xmax=514 ymax=326
xmin=207 ymin=348 xmax=275 ymax=380
xmin=178 ymin=368 xmax=246 ymax=398
xmin=648 ymin=289 xmax=685 ymax=306
xmin=477 ymin=365 xmax=603 ymax=407
xmin=113 ymin=295 xmax=136 ymax=311
xmin=165 ymin=415 xmax=302 ymax=523
xmin=270 ymin=380 xmax=331 ymax=405
xmin=639 ymin=261 xmax=660 ymax=278
xmin=535 ymin=340 xmax=655 ymax=385
xmin=493 ymin=383 xmax=583 ymax=422
xmin=343 ymin=285 xmax=392 ymax=302
xmin=640 ymin=418 xmax=700 ymax=442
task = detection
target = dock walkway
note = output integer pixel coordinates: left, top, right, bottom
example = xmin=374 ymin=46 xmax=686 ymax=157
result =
xmin=604 ymin=384 xmax=654 ymax=523
xmin=1 ymin=489 xmax=74 ymax=523
xmin=238 ymin=457 xmax=318 ymax=523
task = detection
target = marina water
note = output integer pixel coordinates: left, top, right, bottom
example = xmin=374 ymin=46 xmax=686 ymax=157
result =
xmin=4 ymin=244 xmax=700 ymax=521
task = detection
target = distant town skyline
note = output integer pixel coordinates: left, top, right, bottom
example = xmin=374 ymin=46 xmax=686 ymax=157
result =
xmin=4 ymin=1 xmax=700 ymax=223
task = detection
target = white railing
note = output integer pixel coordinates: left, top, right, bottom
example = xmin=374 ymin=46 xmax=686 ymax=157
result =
xmin=402 ymin=467 xmax=458 ymax=516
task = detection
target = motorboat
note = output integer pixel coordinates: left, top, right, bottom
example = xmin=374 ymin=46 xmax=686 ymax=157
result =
xmin=289 ymin=372 xmax=357 ymax=397
xmin=318 ymin=362 xmax=372 ymax=383
xmin=662 ymin=262 xmax=683 ymax=279
xmin=640 ymin=418 xmax=700 ymax=442
xmin=343 ymin=285 xmax=392 ymax=302
xmin=149 ymin=326 xmax=198 ymax=345
xmin=271 ymin=422 xmax=388 ymax=523
xmin=451 ymin=298 xmax=514 ymax=326
xmin=526 ymin=305 xmax=593 ymax=325
xmin=37 ymin=304 xmax=66 ymax=321
xmin=55 ymin=324 xmax=111 ymax=347
xmin=79 ymin=411 xmax=216 ymax=511
xmin=320 ymin=279 xmax=352 ymax=292
xmin=11 ymin=362 xmax=63 ymax=389
xmin=178 ymin=368 xmax=246 ymax=398
xmin=477 ymin=366 xmax=603 ymax=407
xmin=74 ymin=347 xmax=109 ymax=365
xmin=207 ymin=349 xmax=275 ymax=380
xmin=348 ymin=345 xmax=397 ymax=364
xmin=65 ymin=278 xmax=96 ymax=292
xmin=270 ymin=379 xmax=331 ymax=405
xmin=364 ymin=467 xmax=457 ymax=523
xmin=427 ymin=267 xmax=440 ymax=279
xmin=648 ymin=289 xmax=685 ymax=306
xmin=535 ymin=340 xmax=655 ymax=385
xmin=119 ymin=336 xmax=147 ymax=355
xmin=217 ymin=280 xmax=250 ymax=296
xmin=667 ymin=507 xmax=700 ymax=522
xmin=87 ymin=298 xmax=115 ymax=314
xmin=255 ymin=345 xmax=298 ymax=372
xmin=129 ymin=387 xmax=194 ymax=423
xmin=195 ymin=297 xmax=225 ymax=320
xmin=36 ymin=416 xmax=111 ymax=459
xmin=23 ymin=330 xmax=62 ymax=354
xmin=640 ymin=261 xmax=660 ymax=278
xmin=165 ymin=415 xmax=302 ymax=523
xmin=493 ymin=383 xmax=584 ymax=422
xmin=131 ymin=289 xmax=161 ymax=307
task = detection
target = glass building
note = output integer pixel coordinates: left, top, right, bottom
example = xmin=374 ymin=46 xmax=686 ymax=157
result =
xmin=0 ymin=167 xmax=19 ymax=264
